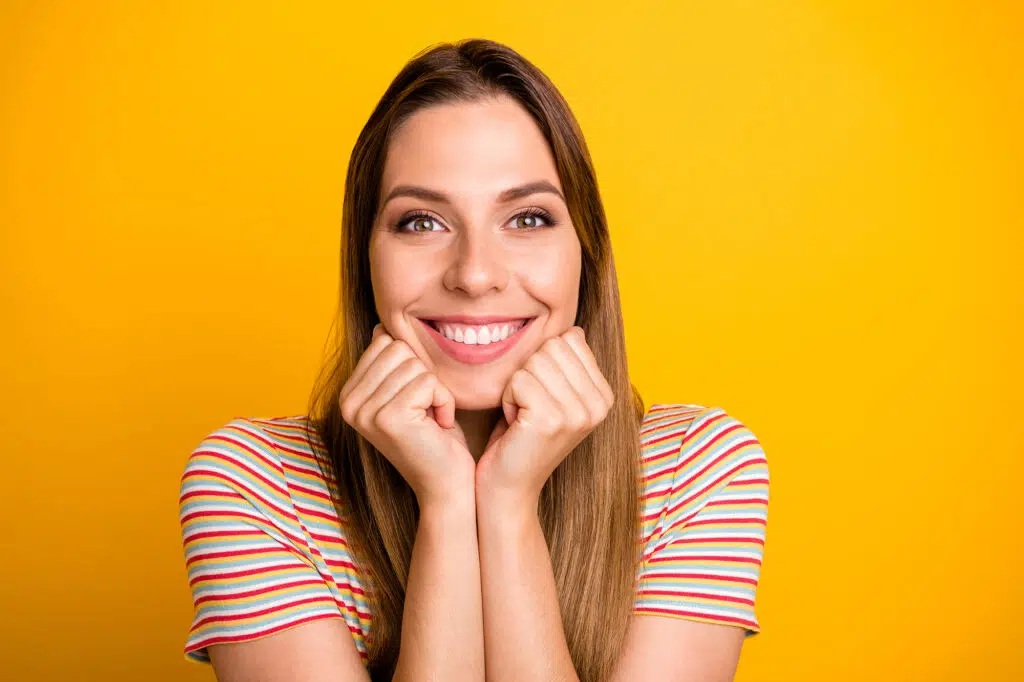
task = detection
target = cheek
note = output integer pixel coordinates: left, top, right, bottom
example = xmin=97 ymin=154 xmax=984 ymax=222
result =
xmin=369 ymin=243 xmax=432 ymax=314
xmin=514 ymin=237 xmax=581 ymax=319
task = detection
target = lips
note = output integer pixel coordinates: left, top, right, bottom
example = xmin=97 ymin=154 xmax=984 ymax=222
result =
xmin=418 ymin=316 xmax=535 ymax=365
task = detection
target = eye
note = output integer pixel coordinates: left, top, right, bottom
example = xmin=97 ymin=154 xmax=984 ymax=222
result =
xmin=394 ymin=211 xmax=446 ymax=233
xmin=509 ymin=208 xmax=557 ymax=230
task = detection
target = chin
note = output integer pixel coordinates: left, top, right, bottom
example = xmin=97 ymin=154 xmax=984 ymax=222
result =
xmin=442 ymin=372 xmax=505 ymax=411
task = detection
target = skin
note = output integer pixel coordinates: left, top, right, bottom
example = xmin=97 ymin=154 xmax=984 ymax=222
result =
xmin=207 ymin=95 xmax=746 ymax=682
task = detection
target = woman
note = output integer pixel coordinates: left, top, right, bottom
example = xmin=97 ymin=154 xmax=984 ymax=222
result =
xmin=179 ymin=38 xmax=769 ymax=682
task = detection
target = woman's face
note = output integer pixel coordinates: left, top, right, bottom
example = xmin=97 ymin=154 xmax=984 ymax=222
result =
xmin=369 ymin=95 xmax=582 ymax=410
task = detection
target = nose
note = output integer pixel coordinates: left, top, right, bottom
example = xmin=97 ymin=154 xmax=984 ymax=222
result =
xmin=441 ymin=226 xmax=509 ymax=296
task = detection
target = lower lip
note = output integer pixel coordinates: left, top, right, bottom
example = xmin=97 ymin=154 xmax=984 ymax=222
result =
xmin=419 ymin=318 xmax=534 ymax=365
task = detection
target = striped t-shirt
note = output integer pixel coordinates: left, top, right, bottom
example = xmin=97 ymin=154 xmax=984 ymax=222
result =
xmin=179 ymin=403 xmax=770 ymax=663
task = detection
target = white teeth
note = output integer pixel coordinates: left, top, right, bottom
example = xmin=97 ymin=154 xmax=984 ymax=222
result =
xmin=435 ymin=320 xmax=526 ymax=346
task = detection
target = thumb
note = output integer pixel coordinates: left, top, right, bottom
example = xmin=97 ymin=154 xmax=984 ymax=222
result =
xmin=431 ymin=379 xmax=456 ymax=430
xmin=501 ymin=376 xmax=519 ymax=427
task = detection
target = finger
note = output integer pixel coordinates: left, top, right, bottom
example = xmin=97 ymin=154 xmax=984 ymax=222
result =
xmin=357 ymin=356 xmax=428 ymax=420
xmin=524 ymin=344 xmax=589 ymax=429
xmin=503 ymin=368 xmax=558 ymax=433
xmin=537 ymin=336 xmax=608 ymax=423
xmin=430 ymin=376 xmax=456 ymax=430
xmin=340 ymin=331 xmax=394 ymax=402
xmin=561 ymin=327 xmax=614 ymax=406
xmin=342 ymin=340 xmax=415 ymax=411
xmin=382 ymin=372 xmax=454 ymax=430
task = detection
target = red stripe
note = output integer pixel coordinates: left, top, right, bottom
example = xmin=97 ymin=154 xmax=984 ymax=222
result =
xmin=632 ymin=607 xmax=757 ymax=629
xmin=180 ymin=509 xmax=308 ymax=550
xmin=180 ymin=488 xmax=245 ymax=503
xmin=686 ymin=516 xmax=767 ymax=528
xmin=636 ymin=589 xmax=754 ymax=607
xmin=185 ymin=529 xmax=266 ymax=542
xmin=286 ymin=479 xmax=334 ymax=502
xmin=185 ymin=613 xmax=358 ymax=652
xmin=293 ymin=503 xmax=342 ymax=523
xmin=641 ymin=571 xmax=758 ymax=586
xmin=192 ymin=596 xmax=336 ymax=627
xmin=187 ymin=545 xmax=296 ymax=566
xmin=646 ymin=553 xmax=762 ymax=566
xmin=189 ymin=563 xmax=314 ymax=586
xmin=661 ymin=456 xmax=768 ymax=523
xmin=641 ymin=410 xmax=702 ymax=434
xmin=194 ymin=578 xmax=328 ymax=605
xmin=705 ymin=497 xmax=769 ymax=507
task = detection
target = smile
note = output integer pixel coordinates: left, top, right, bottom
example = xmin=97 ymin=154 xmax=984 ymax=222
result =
xmin=418 ymin=316 xmax=535 ymax=365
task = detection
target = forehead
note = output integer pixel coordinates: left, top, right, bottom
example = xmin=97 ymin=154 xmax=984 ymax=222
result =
xmin=381 ymin=96 xmax=562 ymax=198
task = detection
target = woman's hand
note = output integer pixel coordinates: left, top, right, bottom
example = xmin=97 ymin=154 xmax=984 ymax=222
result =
xmin=475 ymin=326 xmax=615 ymax=508
xmin=340 ymin=323 xmax=475 ymax=508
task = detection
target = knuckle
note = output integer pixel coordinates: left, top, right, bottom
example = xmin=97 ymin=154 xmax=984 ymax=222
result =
xmin=512 ymin=368 xmax=530 ymax=388
xmin=354 ymin=403 xmax=375 ymax=431
xmin=371 ymin=407 xmax=391 ymax=430
xmin=525 ymin=354 xmax=543 ymax=374
xmin=539 ymin=411 xmax=561 ymax=435
xmin=339 ymin=397 xmax=356 ymax=424
xmin=391 ymin=339 xmax=414 ymax=356
xmin=567 ymin=409 xmax=588 ymax=431
xmin=398 ymin=356 xmax=423 ymax=376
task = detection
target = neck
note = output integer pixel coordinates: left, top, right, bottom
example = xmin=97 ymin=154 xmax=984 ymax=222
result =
xmin=455 ymin=407 xmax=503 ymax=462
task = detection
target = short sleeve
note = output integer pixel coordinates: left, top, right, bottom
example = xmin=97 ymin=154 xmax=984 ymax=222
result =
xmin=633 ymin=406 xmax=770 ymax=635
xmin=179 ymin=418 xmax=345 ymax=661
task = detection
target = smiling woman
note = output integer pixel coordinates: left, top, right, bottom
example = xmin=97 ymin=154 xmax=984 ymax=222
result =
xmin=178 ymin=38 xmax=769 ymax=682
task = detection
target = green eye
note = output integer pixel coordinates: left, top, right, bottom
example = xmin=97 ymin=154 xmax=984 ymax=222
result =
xmin=411 ymin=217 xmax=438 ymax=231
xmin=510 ymin=208 xmax=556 ymax=230
xmin=396 ymin=212 xmax=444 ymax=233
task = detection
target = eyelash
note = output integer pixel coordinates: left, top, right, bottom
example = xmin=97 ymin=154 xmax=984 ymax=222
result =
xmin=393 ymin=207 xmax=558 ymax=233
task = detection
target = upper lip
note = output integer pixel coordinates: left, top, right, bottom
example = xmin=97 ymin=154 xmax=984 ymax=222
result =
xmin=420 ymin=315 xmax=535 ymax=325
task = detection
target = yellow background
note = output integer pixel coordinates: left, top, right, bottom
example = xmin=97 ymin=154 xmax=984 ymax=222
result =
xmin=1 ymin=1 xmax=1020 ymax=680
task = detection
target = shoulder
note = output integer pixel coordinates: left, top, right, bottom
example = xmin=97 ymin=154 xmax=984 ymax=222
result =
xmin=181 ymin=414 xmax=328 ymax=481
xmin=641 ymin=403 xmax=768 ymax=476
xmin=639 ymin=403 xmax=770 ymax=521
xmin=178 ymin=416 xmax=371 ymax=664
xmin=179 ymin=415 xmax=337 ymax=530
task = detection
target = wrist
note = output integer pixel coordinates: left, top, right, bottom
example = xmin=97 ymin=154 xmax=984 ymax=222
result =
xmin=416 ymin=478 xmax=476 ymax=519
xmin=475 ymin=483 xmax=540 ymax=529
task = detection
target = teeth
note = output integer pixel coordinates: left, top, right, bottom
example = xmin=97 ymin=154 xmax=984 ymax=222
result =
xmin=437 ymin=321 xmax=526 ymax=346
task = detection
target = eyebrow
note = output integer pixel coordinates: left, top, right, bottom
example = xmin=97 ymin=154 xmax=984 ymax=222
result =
xmin=379 ymin=180 xmax=565 ymax=209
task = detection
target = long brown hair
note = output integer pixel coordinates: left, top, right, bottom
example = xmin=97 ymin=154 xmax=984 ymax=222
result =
xmin=305 ymin=38 xmax=645 ymax=682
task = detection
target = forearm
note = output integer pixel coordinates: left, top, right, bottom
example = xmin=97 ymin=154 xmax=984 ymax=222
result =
xmin=476 ymin=494 xmax=579 ymax=682
xmin=393 ymin=493 xmax=485 ymax=682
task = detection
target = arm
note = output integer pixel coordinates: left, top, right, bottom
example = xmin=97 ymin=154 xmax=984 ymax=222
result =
xmin=207 ymin=493 xmax=483 ymax=682
xmin=608 ymin=616 xmax=745 ymax=682
xmin=475 ymin=494 xmax=751 ymax=682
xmin=476 ymin=492 xmax=577 ymax=682
xmin=393 ymin=492 xmax=485 ymax=682
xmin=611 ymin=406 xmax=770 ymax=681
xmin=180 ymin=418 xmax=373 ymax=682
